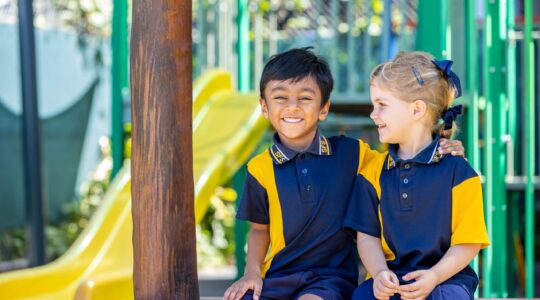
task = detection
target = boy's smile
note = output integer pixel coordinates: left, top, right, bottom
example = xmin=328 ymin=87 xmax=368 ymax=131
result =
xmin=260 ymin=76 xmax=330 ymax=151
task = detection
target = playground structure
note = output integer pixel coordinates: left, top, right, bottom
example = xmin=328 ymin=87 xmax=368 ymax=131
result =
xmin=0 ymin=70 xmax=267 ymax=299
xmin=0 ymin=0 xmax=538 ymax=298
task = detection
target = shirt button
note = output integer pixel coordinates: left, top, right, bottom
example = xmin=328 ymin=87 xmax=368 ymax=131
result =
xmin=404 ymin=163 xmax=410 ymax=169
xmin=402 ymin=193 xmax=408 ymax=199
xmin=305 ymin=185 xmax=312 ymax=192
xmin=302 ymin=168 xmax=308 ymax=175
xmin=403 ymin=178 xmax=409 ymax=184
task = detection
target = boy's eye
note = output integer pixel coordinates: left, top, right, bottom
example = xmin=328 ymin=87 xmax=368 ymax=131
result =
xmin=274 ymin=96 xmax=287 ymax=100
xmin=300 ymin=97 xmax=312 ymax=101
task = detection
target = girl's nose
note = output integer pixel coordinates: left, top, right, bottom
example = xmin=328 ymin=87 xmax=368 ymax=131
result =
xmin=370 ymin=110 xmax=377 ymax=121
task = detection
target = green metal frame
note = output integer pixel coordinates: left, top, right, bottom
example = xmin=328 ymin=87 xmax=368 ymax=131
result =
xmin=111 ymin=0 xmax=129 ymax=178
xmin=416 ymin=0 xmax=449 ymax=58
xmin=237 ymin=0 xmax=250 ymax=92
xmin=464 ymin=0 xmax=480 ymax=285
xmin=523 ymin=0 xmax=536 ymax=297
xmin=482 ymin=0 xmax=509 ymax=297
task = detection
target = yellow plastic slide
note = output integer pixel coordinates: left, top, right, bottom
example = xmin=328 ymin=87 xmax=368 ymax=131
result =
xmin=0 ymin=70 xmax=268 ymax=299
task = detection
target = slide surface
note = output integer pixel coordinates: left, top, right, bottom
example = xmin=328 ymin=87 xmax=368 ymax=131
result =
xmin=0 ymin=70 xmax=268 ymax=299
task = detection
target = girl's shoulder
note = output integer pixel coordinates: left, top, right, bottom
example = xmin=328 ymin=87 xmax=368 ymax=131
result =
xmin=441 ymin=155 xmax=480 ymax=185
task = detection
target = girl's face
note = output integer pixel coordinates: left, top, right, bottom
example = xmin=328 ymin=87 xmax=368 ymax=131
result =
xmin=369 ymin=83 xmax=416 ymax=144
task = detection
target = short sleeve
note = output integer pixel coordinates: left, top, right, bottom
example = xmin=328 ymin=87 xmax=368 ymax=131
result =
xmin=236 ymin=171 xmax=269 ymax=224
xmin=451 ymin=174 xmax=490 ymax=248
xmin=343 ymin=174 xmax=381 ymax=238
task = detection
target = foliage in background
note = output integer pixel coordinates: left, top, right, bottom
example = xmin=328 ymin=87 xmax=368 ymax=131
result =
xmin=1 ymin=124 xmax=239 ymax=269
xmin=0 ymin=136 xmax=112 ymax=263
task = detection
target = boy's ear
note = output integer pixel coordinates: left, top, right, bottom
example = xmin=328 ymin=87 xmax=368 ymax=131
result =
xmin=411 ymin=99 xmax=427 ymax=120
xmin=259 ymin=98 xmax=269 ymax=119
xmin=318 ymin=101 xmax=331 ymax=121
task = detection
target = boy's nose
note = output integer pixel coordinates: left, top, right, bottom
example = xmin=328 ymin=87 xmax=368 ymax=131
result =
xmin=286 ymin=98 xmax=300 ymax=109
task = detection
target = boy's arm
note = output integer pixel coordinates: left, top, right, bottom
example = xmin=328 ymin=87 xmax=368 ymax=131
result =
xmin=357 ymin=232 xmax=399 ymax=299
xmin=399 ymin=244 xmax=480 ymax=300
xmin=244 ymin=223 xmax=270 ymax=277
xmin=224 ymin=222 xmax=269 ymax=300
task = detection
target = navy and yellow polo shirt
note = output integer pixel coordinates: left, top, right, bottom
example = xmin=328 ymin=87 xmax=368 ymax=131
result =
xmin=344 ymin=135 xmax=490 ymax=294
xmin=237 ymin=131 xmax=380 ymax=282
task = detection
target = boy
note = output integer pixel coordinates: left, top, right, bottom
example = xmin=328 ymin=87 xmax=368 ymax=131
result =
xmin=224 ymin=48 xmax=464 ymax=300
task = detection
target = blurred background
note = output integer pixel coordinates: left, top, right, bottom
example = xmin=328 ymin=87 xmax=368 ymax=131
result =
xmin=0 ymin=0 xmax=539 ymax=298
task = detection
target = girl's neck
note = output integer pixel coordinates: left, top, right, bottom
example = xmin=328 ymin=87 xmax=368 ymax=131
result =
xmin=397 ymin=128 xmax=434 ymax=160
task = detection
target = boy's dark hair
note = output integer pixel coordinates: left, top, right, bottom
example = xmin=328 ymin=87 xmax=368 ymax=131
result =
xmin=259 ymin=47 xmax=333 ymax=106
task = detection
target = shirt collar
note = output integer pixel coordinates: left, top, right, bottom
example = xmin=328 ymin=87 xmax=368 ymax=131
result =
xmin=269 ymin=131 xmax=332 ymax=165
xmin=386 ymin=135 xmax=444 ymax=170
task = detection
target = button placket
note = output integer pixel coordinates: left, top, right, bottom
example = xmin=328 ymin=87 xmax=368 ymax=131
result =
xmin=399 ymin=162 xmax=414 ymax=210
xmin=297 ymin=159 xmax=314 ymax=202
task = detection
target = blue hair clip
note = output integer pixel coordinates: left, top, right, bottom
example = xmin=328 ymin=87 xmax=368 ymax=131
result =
xmin=432 ymin=60 xmax=462 ymax=99
xmin=442 ymin=104 xmax=463 ymax=130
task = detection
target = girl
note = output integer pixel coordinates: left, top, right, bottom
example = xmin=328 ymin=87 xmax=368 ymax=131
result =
xmin=344 ymin=51 xmax=490 ymax=300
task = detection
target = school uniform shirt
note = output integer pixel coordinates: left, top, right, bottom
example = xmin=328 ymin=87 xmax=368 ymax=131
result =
xmin=237 ymin=131 xmax=382 ymax=282
xmin=344 ymin=135 xmax=490 ymax=296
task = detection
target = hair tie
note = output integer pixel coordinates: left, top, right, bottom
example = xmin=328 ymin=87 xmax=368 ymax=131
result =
xmin=432 ymin=60 xmax=462 ymax=99
xmin=442 ymin=105 xmax=463 ymax=130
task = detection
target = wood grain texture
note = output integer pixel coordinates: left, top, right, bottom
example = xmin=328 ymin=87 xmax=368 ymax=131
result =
xmin=130 ymin=0 xmax=198 ymax=298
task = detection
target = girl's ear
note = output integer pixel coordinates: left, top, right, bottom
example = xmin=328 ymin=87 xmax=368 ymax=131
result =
xmin=411 ymin=99 xmax=427 ymax=120
xmin=259 ymin=98 xmax=269 ymax=119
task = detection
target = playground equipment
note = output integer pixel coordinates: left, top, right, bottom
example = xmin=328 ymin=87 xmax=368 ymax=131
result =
xmin=0 ymin=70 xmax=268 ymax=299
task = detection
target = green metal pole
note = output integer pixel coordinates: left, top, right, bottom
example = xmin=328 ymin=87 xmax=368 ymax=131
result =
xmin=237 ymin=0 xmax=250 ymax=92
xmin=506 ymin=0 xmax=517 ymax=295
xmin=465 ymin=0 xmax=480 ymax=283
xmin=506 ymin=0 xmax=517 ymax=164
xmin=111 ymin=0 xmax=129 ymax=178
xmin=482 ymin=0 xmax=508 ymax=297
xmin=233 ymin=166 xmax=248 ymax=279
xmin=416 ymin=0 xmax=449 ymax=58
xmin=523 ymin=0 xmax=535 ymax=296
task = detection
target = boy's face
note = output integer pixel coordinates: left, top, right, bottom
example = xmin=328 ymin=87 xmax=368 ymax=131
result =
xmin=260 ymin=76 xmax=330 ymax=149
xmin=369 ymin=83 xmax=415 ymax=144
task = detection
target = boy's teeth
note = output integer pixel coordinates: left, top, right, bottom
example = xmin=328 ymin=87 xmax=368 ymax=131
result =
xmin=284 ymin=118 xmax=302 ymax=123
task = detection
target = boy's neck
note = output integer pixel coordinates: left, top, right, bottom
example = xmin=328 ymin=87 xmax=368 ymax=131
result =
xmin=397 ymin=127 xmax=434 ymax=160
xmin=277 ymin=130 xmax=317 ymax=152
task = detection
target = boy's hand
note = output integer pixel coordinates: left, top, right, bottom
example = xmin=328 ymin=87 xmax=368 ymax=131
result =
xmin=398 ymin=269 xmax=438 ymax=300
xmin=438 ymin=139 xmax=464 ymax=157
xmin=373 ymin=269 xmax=400 ymax=300
xmin=224 ymin=273 xmax=263 ymax=300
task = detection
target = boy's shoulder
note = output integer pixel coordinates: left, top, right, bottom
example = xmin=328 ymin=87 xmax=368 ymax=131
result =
xmin=326 ymin=135 xmax=362 ymax=152
xmin=247 ymin=149 xmax=273 ymax=170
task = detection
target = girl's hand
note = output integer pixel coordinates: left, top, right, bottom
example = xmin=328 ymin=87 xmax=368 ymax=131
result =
xmin=373 ymin=269 xmax=400 ymax=300
xmin=398 ymin=269 xmax=438 ymax=300
xmin=438 ymin=139 xmax=464 ymax=157
xmin=224 ymin=273 xmax=263 ymax=300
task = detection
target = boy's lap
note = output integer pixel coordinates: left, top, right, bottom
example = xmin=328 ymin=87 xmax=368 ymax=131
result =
xmin=240 ymin=271 xmax=355 ymax=300
xmin=352 ymin=279 xmax=472 ymax=300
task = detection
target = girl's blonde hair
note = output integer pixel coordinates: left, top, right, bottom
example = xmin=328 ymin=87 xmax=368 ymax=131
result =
xmin=370 ymin=51 xmax=459 ymax=138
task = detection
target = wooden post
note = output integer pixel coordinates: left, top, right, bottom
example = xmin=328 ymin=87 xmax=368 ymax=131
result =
xmin=130 ymin=0 xmax=199 ymax=299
